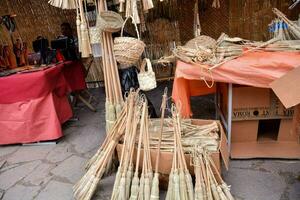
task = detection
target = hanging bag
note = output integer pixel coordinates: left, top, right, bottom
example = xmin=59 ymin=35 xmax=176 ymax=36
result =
xmin=89 ymin=0 xmax=102 ymax=44
xmin=114 ymin=16 xmax=145 ymax=65
xmin=137 ymin=58 xmax=157 ymax=91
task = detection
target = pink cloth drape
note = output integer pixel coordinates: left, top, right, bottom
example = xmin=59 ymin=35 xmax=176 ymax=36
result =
xmin=0 ymin=61 xmax=86 ymax=144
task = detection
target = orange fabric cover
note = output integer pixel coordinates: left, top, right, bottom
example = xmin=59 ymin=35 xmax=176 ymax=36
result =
xmin=172 ymin=51 xmax=300 ymax=118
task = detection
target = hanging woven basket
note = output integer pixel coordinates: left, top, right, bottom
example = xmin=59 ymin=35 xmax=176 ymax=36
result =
xmin=114 ymin=16 xmax=145 ymax=65
xmin=98 ymin=11 xmax=124 ymax=33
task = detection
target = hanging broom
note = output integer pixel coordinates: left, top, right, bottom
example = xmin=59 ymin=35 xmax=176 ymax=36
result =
xmin=78 ymin=0 xmax=92 ymax=58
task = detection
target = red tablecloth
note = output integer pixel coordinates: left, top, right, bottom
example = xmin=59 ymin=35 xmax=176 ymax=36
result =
xmin=172 ymin=51 xmax=300 ymax=118
xmin=0 ymin=61 xmax=86 ymax=145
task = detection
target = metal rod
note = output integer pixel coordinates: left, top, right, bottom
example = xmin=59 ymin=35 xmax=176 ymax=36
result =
xmin=227 ymin=83 xmax=233 ymax=153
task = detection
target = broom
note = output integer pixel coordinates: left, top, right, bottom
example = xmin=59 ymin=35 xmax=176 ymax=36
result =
xmin=176 ymin=109 xmax=194 ymax=200
xmin=193 ymin=150 xmax=204 ymax=200
xmin=75 ymin=0 xmax=82 ymax=53
xmin=111 ymin=92 xmax=137 ymax=200
xmin=174 ymin=108 xmax=194 ymax=200
xmin=207 ymin=155 xmax=234 ymax=200
xmin=85 ymin=108 xmax=126 ymax=170
xmin=78 ymin=0 xmax=92 ymax=58
xmin=144 ymin=110 xmax=153 ymax=200
xmin=73 ymin=92 xmax=136 ymax=200
xmin=150 ymin=88 xmax=168 ymax=200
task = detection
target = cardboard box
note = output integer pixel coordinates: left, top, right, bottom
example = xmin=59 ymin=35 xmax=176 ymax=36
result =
xmin=219 ymin=84 xmax=294 ymax=121
xmin=231 ymin=118 xmax=300 ymax=159
xmin=116 ymin=119 xmax=229 ymax=187
xmin=218 ymin=82 xmax=300 ymax=159
xmin=270 ymin=66 xmax=300 ymax=142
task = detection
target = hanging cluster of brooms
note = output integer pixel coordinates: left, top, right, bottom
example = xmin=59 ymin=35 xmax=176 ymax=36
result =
xmin=73 ymin=90 xmax=234 ymax=200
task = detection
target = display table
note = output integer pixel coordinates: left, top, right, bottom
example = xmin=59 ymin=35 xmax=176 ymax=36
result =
xmin=172 ymin=51 xmax=300 ymax=118
xmin=0 ymin=61 xmax=86 ymax=145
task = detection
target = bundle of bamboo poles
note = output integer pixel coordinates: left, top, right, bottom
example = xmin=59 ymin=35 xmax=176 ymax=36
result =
xmin=97 ymin=0 xmax=124 ymax=131
xmin=74 ymin=90 xmax=140 ymax=200
xmin=192 ymin=148 xmax=234 ymax=200
xmin=165 ymin=105 xmax=194 ymax=200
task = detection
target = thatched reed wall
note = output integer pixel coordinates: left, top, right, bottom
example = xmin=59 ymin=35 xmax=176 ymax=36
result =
xmin=177 ymin=0 xmax=299 ymax=42
xmin=229 ymin=0 xmax=299 ymax=41
xmin=0 ymin=0 xmax=76 ymax=49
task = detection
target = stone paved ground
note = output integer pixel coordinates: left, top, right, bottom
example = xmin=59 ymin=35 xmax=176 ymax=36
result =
xmin=0 ymin=82 xmax=299 ymax=200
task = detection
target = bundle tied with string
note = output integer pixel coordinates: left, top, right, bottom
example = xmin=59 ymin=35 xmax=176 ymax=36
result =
xmin=114 ymin=16 xmax=146 ymax=65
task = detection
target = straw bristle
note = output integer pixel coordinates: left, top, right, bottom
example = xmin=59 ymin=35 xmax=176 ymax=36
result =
xmin=150 ymin=173 xmax=159 ymax=200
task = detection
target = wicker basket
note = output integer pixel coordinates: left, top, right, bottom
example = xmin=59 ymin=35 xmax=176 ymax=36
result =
xmin=114 ymin=16 xmax=145 ymax=65
xmin=97 ymin=11 xmax=124 ymax=33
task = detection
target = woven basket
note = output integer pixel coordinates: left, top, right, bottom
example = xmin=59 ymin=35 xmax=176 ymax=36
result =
xmin=185 ymin=35 xmax=217 ymax=49
xmin=97 ymin=11 xmax=124 ymax=33
xmin=114 ymin=16 xmax=145 ymax=65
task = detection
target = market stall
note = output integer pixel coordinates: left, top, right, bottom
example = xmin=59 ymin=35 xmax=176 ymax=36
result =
xmin=0 ymin=61 xmax=86 ymax=145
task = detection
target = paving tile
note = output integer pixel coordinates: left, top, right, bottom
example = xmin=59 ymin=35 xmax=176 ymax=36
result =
xmin=35 ymin=180 xmax=73 ymax=200
xmin=223 ymin=167 xmax=285 ymax=200
xmin=6 ymin=145 xmax=55 ymax=164
xmin=288 ymin=180 xmax=300 ymax=200
xmin=23 ymin=163 xmax=55 ymax=186
xmin=46 ymin=145 xmax=73 ymax=163
xmin=0 ymin=188 xmax=4 ymax=199
xmin=2 ymin=184 xmax=40 ymax=200
xmin=67 ymin=126 xmax=104 ymax=154
xmin=0 ymin=160 xmax=6 ymax=169
xmin=261 ymin=160 xmax=300 ymax=174
xmin=0 ymin=146 xmax=20 ymax=158
xmin=51 ymin=155 xmax=86 ymax=183
xmin=0 ymin=161 xmax=41 ymax=190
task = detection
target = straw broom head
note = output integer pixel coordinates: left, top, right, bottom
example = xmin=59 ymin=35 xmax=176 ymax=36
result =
xmin=150 ymin=173 xmax=160 ymax=200
xmin=129 ymin=175 xmax=139 ymax=200
xmin=80 ymin=22 xmax=91 ymax=58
